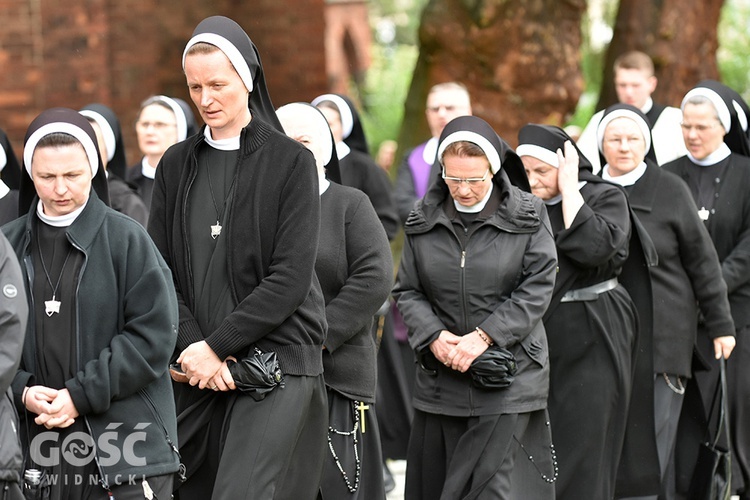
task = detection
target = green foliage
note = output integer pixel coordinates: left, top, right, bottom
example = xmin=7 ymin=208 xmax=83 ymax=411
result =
xmin=718 ymin=0 xmax=750 ymax=101
xmin=358 ymin=43 xmax=419 ymax=156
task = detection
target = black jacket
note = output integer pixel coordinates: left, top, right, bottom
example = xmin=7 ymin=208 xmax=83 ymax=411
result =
xmin=0 ymin=233 xmax=27 ymax=485
xmin=664 ymin=153 xmax=750 ymax=330
xmin=2 ymin=192 xmax=180 ymax=483
xmin=148 ymin=118 xmax=327 ymax=376
xmin=627 ymin=163 xmax=734 ymax=376
xmin=394 ymin=168 xmax=557 ymax=416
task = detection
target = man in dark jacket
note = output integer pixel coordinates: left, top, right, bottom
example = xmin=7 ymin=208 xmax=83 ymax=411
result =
xmin=0 ymin=232 xmax=27 ymax=500
xmin=3 ymin=107 xmax=180 ymax=499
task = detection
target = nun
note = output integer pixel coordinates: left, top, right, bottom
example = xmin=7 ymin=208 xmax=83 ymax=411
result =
xmin=3 ymin=107 xmax=179 ymax=499
xmin=393 ymin=115 xmax=557 ymax=499
xmin=79 ymin=103 xmax=149 ymax=226
xmin=127 ymin=95 xmax=198 ymax=210
xmin=0 ymin=128 xmax=21 ymax=224
xmin=277 ymin=102 xmax=393 ymax=499
xmin=663 ymin=81 xmax=750 ymax=498
xmin=147 ymin=16 xmax=328 ymax=500
xmin=592 ymin=104 xmax=736 ymax=499
xmin=517 ymin=123 xmax=658 ymax=499
xmin=312 ymin=93 xmax=399 ymax=240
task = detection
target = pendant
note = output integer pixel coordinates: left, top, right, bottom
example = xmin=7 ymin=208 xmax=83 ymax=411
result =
xmin=210 ymin=221 xmax=222 ymax=239
xmin=45 ymin=296 xmax=61 ymax=317
xmin=698 ymin=207 xmax=710 ymax=221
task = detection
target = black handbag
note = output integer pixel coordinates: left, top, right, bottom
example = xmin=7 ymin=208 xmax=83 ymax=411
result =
xmin=689 ymin=357 xmax=732 ymax=500
xmin=227 ymin=347 xmax=285 ymax=401
xmin=469 ymin=345 xmax=517 ymax=389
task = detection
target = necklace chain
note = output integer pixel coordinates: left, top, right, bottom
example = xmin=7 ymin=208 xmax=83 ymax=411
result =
xmin=36 ymin=229 xmax=74 ymax=316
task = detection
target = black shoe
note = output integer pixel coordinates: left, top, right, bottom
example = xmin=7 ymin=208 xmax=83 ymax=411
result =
xmin=383 ymin=463 xmax=396 ymax=493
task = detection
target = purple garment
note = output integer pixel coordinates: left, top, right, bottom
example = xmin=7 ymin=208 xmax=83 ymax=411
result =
xmin=408 ymin=142 xmax=433 ymax=199
xmin=391 ymin=301 xmax=409 ymax=343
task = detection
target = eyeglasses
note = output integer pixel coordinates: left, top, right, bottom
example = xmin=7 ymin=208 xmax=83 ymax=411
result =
xmin=442 ymin=168 xmax=490 ymax=186
xmin=136 ymin=121 xmax=177 ymax=131
xmin=680 ymin=122 xmax=718 ymax=133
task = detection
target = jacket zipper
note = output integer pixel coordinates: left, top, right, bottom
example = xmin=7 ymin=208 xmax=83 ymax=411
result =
xmin=139 ymin=389 xmax=182 ymax=468
xmin=65 ymin=235 xmax=112 ymax=490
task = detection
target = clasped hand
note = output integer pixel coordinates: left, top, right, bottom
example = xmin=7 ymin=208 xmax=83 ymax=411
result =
xmin=177 ymin=340 xmax=236 ymax=391
xmin=24 ymin=386 xmax=78 ymax=429
xmin=430 ymin=329 xmax=489 ymax=373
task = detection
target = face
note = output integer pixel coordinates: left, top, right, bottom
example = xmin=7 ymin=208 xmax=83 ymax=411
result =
xmin=681 ymin=103 xmax=726 ymax=161
xmin=442 ymin=153 xmax=493 ymax=207
xmin=601 ymin=117 xmax=647 ymax=176
xmin=522 ymin=156 xmax=559 ymax=200
xmin=31 ymin=143 xmax=93 ymax=217
xmin=136 ymin=104 xmax=179 ymax=160
xmin=185 ymin=50 xmax=251 ymax=140
xmin=614 ymin=68 xmax=657 ymax=109
xmin=88 ymin=120 xmax=108 ymax=170
xmin=278 ymin=113 xmax=327 ymax=175
xmin=426 ymin=89 xmax=472 ymax=138
xmin=318 ymin=106 xmax=344 ymax=143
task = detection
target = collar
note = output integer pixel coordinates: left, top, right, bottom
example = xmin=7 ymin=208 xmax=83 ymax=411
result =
xmin=543 ymin=181 xmax=588 ymax=205
xmin=602 ymin=162 xmax=648 ymax=186
xmin=641 ymin=98 xmax=654 ymax=114
xmin=335 ymin=141 xmax=351 ymax=160
xmin=687 ymin=143 xmax=732 ymax=166
xmin=422 ymin=137 xmax=439 ymax=164
xmin=319 ymin=173 xmax=330 ymax=195
xmin=141 ymin=157 xmax=157 ymax=179
xmin=204 ymin=127 xmax=241 ymax=151
xmin=36 ymin=198 xmax=89 ymax=227
xmin=454 ymin=183 xmax=494 ymax=213
xmin=0 ymin=180 xmax=9 ymax=199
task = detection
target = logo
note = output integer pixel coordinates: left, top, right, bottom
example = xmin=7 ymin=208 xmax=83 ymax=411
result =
xmin=2 ymin=284 xmax=17 ymax=298
xmin=29 ymin=423 xmax=151 ymax=467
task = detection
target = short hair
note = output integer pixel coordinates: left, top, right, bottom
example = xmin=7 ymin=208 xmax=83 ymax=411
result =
xmin=428 ymin=82 xmax=471 ymax=103
xmin=441 ymin=140 xmax=485 ymax=161
xmin=315 ymin=100 xmax=341 ymax=118
xmin=684 ymin=95 xmax=721 ymax=121
xmin=614 ymin=51 xmax=655 ymax=76
xmin=185 ymin=41 xmax=220 ymax=58
xmin=35 ymin=132 xmax=81 ymax=150
xmin=139 ymin=96 xmax=174 ymax=113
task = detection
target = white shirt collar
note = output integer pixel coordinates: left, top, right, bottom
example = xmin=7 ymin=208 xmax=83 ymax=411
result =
xmin=422 ymin=137 xmax=439 ymax=164
xmin=319 ymin=173 xmax=330 ymax=195
xmin=204 ymin=127 xmax=241 ymax=151
xmin=0 ymin=180 xmax=9 ymax=200
xmin=687 ymin=143 xmax=732 ymax=166
xmin=454 ymin=184 xmax=493 ymax=213
xmin=335 ymin=141 xmax=351 ymax=160
xmin=141 ymin=157 xmax=157 ymax=180
xmin=36 ymin=198 xmax=89 ymax=227
xmin=602 ymin=162 xmax=648 ymax=187
xmin=640 ymin=98 xmax=654 ymax=114
xmin=543 ymin=181 xmax=588 ymax=205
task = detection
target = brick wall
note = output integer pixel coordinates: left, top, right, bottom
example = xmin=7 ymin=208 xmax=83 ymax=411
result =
xmin=0 ymin=0 xmax=327 ymax=166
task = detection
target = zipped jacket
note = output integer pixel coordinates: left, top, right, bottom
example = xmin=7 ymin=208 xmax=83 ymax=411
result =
xmin=2 ymin=193 xmax=180 ymax=484
xmin=394 ymin=169 xmax=557 ymax=416
xmin=0 ymin=233 xmax=27 ymax=485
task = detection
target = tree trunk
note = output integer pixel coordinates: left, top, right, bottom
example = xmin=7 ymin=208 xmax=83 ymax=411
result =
xmin=398 ymin=0 xmax=588 ymax=150
xmin=597 ymin=0 xmax=724 ymax=111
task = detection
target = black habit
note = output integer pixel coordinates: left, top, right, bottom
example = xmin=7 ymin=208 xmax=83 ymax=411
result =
xmin=664 ymin=152 xmax=750 ymax=495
